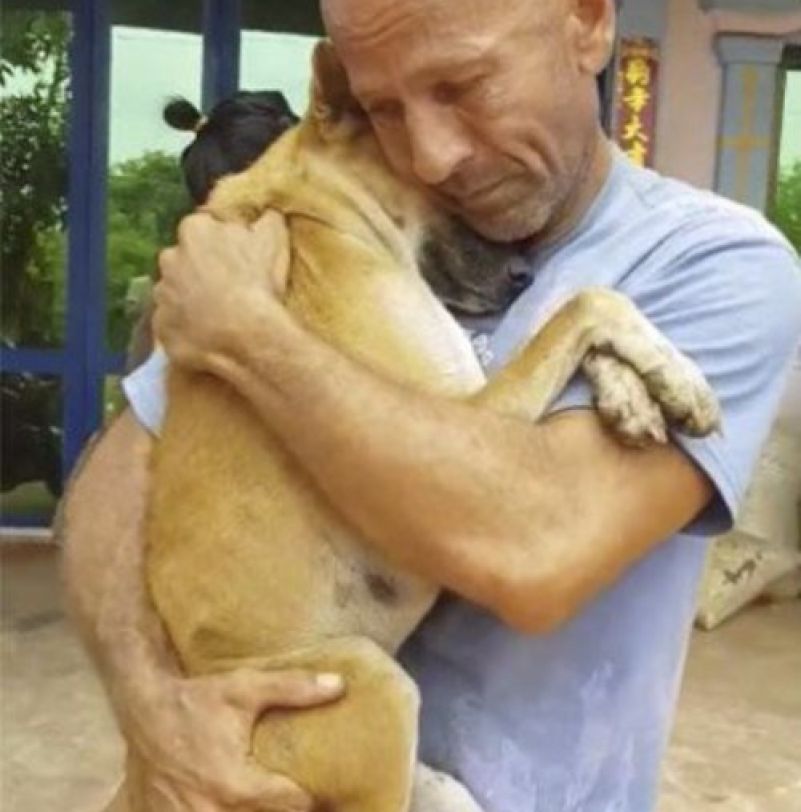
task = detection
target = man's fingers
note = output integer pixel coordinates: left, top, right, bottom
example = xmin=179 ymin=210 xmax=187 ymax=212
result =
xmin=225 ymin=766 xmax=315 ymax=812
xmin=253 ymin=209 xmax=287 ymax=236
xmin=176 ymin=211 xmax=228 ymax=243
xmin=176 ymin=212 xmax=205 ymax=244
xmin=252 ymin=210 xmax=290 ymax=294
xmin=157 ymin=247 xmax=177 ymax=276
xmin=224 ymin=668 xmax=345 ymax=714
xmin=254 ymin=210 xmax=290 ymax=257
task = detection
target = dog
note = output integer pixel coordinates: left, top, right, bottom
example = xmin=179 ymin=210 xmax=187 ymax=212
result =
xmin=119 ymin=41 xmax=720 ymax=812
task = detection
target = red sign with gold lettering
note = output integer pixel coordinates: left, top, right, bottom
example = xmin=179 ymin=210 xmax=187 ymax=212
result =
xmin=614 ymin=38 xmax=660 ymax=168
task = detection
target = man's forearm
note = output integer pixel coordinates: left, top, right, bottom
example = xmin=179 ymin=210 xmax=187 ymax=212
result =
xmin=208 ymin=304 xmax=581 ymax=625
xmin=61 ymin=411 xmax=180 ymax=705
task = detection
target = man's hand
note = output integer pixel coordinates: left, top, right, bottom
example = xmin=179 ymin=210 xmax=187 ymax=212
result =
xmin=122 ymin=666 xmax=344 ymax=811
xmin=153 ymin=210 xmax=291 ymax=371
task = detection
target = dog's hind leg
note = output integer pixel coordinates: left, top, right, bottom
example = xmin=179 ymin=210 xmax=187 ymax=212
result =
xmin=236 ymin=636 xmax=420 ymax=812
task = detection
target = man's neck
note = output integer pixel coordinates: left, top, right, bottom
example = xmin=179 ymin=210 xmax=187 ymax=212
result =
xmin=530 ymin=131 xmax=614 ymax=251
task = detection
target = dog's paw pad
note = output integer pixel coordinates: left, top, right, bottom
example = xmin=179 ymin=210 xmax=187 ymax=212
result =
xmin=643 ymin=353 xmax=721 ymax=438
xmin=583 ymin=353 xmax=668 ymax=447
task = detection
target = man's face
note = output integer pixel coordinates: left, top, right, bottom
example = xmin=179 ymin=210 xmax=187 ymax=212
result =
xmin=323 ymin=0 xmax=612 ymax=243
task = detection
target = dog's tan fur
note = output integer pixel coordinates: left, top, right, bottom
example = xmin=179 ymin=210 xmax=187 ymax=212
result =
xmin=120 ymin=43 xmax=719 ymax=812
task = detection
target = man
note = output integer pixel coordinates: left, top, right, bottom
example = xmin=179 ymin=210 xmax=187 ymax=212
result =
xmin=63 ymin=0 xmax=801 ymax=809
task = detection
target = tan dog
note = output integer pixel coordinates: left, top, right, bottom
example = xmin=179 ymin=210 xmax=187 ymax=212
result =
xmin=124 ymin=42 xmax=719 ymax=812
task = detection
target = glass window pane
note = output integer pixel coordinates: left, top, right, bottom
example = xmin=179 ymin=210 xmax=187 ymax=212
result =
xmin=103 ymin=374 xmax=126 ymax=426
xmin=105 ymin=1 xmax=202 ymax=352
xmin=777 ymin=70 xmax=800 ymax=171
xmin=771 ymin=62 xmax=801 ymax=431
xmin=770 ymin=69 xmax=800 ymax=255
xmin=0 ymin=8 xmax=71 ymax=349
xmin=0 ymin=373 xmax=63 ymax=523
xmin=240 ymin=0 xmax=322 ymax=116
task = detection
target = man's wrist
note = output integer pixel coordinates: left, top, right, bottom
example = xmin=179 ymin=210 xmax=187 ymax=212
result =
xmin=204 ymin=296 xmax=306 ymax=382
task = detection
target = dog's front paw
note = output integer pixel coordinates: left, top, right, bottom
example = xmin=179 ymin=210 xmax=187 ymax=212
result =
xmin=643 ymin=347 xmax=721 ymax=437
xmin=590 ymin=325 xmax=722 ymax=440
xmin=578 ymin=290 xmax=721 ymax=439
xmin=582 ymin=351 xmax=667 ymax=447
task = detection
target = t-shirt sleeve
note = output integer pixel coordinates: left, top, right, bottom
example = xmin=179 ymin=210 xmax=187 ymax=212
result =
xmin=548 ymin=221 xmax=801 ymax=536
xmin=121 ymin=346 xmax=169 ymax=436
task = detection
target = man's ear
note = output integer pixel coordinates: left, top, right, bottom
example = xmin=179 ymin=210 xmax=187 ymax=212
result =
xmin=567 ymin=0 xmax=616 ymax=75
xmin=310 ymin=39 xmax=366 ymax=136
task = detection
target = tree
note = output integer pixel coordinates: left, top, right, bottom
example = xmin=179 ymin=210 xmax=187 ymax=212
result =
xmin=1 ymin=12 xmax=191 ymax=351
xmin=0 ymin=10 xmax=70 ymax=346
xmin=106 ymin=151 xmax=190 ymax=351
xmin=769 ymin=161 xmax=801 ymax=255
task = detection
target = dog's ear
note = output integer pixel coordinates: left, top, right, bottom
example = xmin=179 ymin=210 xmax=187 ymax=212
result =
xmin=310 ymin=40 xmax=366 ymax=137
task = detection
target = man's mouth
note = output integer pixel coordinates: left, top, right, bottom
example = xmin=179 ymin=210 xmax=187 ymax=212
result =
xmin=440 ymin=176 xmax=507 ymax=203
xmin=433 ymin=179 xmax=513 ymax=216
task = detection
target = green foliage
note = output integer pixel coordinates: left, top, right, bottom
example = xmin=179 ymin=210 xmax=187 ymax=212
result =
xmin=0 ymin=11 xmax=70 ymax=83
xmin=1 ymin=9 xmax=191 ymax=351
xmin=769 ymin=161 xmax=801 ymax=256
xmin=106 ymin=152 xmax=190 ymax=351
xmin=0 ymin=10 xmax=70 ymax=346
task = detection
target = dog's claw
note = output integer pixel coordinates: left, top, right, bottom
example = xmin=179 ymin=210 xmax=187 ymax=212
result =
xmin=583 ymin=352 xmax=669 ymax=447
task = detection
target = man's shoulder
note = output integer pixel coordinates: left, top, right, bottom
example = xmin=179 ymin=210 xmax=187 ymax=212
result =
xmin=614 ymin=157 xmax=795 ymax=258
xmin=614 ymin=164 xmax=801 ymax=323
xmin=548 ymin=153 xmax=799 ymax=300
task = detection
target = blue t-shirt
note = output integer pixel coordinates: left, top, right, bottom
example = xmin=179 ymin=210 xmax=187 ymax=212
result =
xmin=123 ymin=148 xmax=801 ymax=811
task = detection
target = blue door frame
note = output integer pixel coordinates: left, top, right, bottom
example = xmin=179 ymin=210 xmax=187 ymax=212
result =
xmin=1 ymin=0 xmax=242 ymax=527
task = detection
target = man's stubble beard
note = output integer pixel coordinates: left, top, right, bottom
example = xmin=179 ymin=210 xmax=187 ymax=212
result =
xmin=447 ymin=171 xmax=569 ymax=244
xmin=453 ymin=137 xmax=598 ymax=245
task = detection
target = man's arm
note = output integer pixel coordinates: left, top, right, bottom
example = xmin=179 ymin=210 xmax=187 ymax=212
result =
xmin=153 ymin=213 xmax=712 ymax=634
xmin=154 ymin=213 xmax=801 ymax=635
xmin=61 ymin=411 xmax=174 ymax=690
xmin=206 ymin=307 xmax=712 ymax=633
xmin=60 ymin=410 xmax=343 ymax=810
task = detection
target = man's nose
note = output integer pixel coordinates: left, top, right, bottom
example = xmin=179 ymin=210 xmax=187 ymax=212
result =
xmin=406 ymin=105 xmax=472 ymax=187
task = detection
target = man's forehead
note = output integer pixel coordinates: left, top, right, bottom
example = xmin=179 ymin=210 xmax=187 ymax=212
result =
xmin=322 ymin=0 xmax=546 ymax=42
xmin=324 ymin=0 xmax=460 ymax=33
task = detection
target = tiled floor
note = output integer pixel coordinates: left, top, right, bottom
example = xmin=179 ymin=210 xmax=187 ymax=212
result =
xmin=2 ymin=542 xmax=800 ymax=812
xmin=1 ymin=543 xmax=123 ymax=812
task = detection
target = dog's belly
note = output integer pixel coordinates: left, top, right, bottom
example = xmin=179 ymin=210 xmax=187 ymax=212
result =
xmin=147 ymin=371 xmax=434 ymax=674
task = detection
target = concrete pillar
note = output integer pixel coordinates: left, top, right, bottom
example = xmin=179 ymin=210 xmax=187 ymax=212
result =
xmin=714 ymin=35 xmax=785 ymax=210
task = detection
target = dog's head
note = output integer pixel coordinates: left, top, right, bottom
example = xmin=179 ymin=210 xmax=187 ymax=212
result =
xmin=305 ymin=41 xmax=533 ymax=317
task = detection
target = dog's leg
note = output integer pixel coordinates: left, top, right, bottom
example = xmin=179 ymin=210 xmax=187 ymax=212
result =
xmin=580 ymin=350 xmax=668 ymax=447
xmin=471 ymin=287 xmax=720 ymax=438
xmin=217 ymin=636 xmax=420 ymax=812
xmin=410 ymin=764 xmax=485 ymax=812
